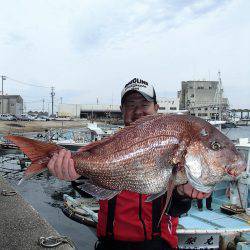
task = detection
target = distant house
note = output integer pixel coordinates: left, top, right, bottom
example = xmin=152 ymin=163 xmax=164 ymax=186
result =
xmin=0 ymin=94 xmax=23 ymax=115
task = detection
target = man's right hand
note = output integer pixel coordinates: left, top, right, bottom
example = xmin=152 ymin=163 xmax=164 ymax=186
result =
xmin=47 ymin=149 xmax=80 ymax=181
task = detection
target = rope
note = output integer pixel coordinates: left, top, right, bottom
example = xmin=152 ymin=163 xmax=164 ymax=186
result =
xmin=38 ymin=236 xmax=75 ymax=249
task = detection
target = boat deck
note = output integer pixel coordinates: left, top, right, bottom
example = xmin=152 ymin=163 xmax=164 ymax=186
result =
xmin=179 ymin=202 xmax=250 ymax=231
xmin=178 ymin=200 xmax=250 ymax=249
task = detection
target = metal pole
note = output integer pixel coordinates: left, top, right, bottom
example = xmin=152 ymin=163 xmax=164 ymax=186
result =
xmin=51 ymin=87 xmax=55 ymax=116
xmin=218 ymin=71 xmax=222 ymax=121
xmin=1 ymin=75 xmax=6 ymax=115
xmin=42 ymin=99 xmax=45 ymax=112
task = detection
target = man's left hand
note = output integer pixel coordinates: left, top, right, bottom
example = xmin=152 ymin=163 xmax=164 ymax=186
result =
xmin=177 ymin=182 xmax=211 ymax=199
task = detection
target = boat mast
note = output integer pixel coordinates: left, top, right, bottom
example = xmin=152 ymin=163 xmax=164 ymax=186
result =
xmin=217 ymin=71 xmax=223 ymax=121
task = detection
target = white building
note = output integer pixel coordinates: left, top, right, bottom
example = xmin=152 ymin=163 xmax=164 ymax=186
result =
xmin=157 ymin=97 xmax=182 ymax=114
xmin=58 ymin=103 xmax=121 ymax=119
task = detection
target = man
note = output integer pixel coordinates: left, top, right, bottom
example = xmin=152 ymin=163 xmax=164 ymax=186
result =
xmin=48 ymin=78 xmax=211 ymax=249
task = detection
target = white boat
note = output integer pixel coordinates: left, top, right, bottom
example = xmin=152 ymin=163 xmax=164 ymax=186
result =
xmin=208 ymin=120 xmax=227 ymax=126
xmin=208 ymin=120 xmax=227 ymax=131
xmin=55 ymin=139 xmax=88 ymax=151
xmin=62 ymin=194 xmax=98 ymax=228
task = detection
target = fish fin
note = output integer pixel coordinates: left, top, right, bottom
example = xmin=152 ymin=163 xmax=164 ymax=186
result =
xmin=130 ymin=114 xmax=163 ymax=127
xmin=18 ymin=164 xmax=48 ymax=185
xmin=5 ymin=135 xmax=61 ymax=162
xmin=5 ymin=135 xmax=61 ymax=182
xmin=146 ymin=190 xmax=166 ymax=202
xmin=77 ymin=136 xmax=113 ymax=153
xmin=157 ymin=166 xmax=177 ymax=227
xmin=79 ymin=180 xmax=120 ymax=200
xmin=77 ymin=115 xmax=163 ymax=154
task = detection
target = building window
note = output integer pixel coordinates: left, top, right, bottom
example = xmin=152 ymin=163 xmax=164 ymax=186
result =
xmin=205 ymin=107 xmax=208 ymax=111
xmin=159 ymin=107 xmax=166 ymax=110
xmin=170 ymin=107 xmax=177 ymax=110
xmin=10 ymin=104 xmax=14 ymax=106
xmin=190 ymin=94 xmax=194 ymax=98
xmin=197 ymin=86 xmax=204 ymax=89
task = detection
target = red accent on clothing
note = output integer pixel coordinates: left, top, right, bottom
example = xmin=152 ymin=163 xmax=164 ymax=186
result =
xmin=97 ymin=191 xmax=178 ymax=248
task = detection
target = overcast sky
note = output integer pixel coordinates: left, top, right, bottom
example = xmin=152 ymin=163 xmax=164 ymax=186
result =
xmin=0 ymin=0 xmax=249 ymax=112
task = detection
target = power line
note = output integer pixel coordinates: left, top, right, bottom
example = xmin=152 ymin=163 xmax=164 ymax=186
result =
xmin=24 ymin=100 xmax=46 ymax=103
xmin=6 ymin=76 xmax=51 ymax=88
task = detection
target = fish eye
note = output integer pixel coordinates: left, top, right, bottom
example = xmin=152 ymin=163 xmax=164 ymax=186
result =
xmin=211 ymin=141 xmax=221 ymax=151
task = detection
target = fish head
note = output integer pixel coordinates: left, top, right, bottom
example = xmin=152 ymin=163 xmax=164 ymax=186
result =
xmin=184 ymin=119 xmax=246 ymax=193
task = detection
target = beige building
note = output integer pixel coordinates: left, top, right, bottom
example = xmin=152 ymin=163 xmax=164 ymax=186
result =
xmin=0 ymin=94 xmax=23 ymax=115
xmin=179 ymin=80 xmax=229 ymax=120
xmin=58 ymin=103 xmax=121 ymax=119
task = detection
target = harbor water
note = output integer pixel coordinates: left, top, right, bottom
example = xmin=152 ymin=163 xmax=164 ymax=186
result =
xmin=1 ymin=126 xmax=250 ymax=249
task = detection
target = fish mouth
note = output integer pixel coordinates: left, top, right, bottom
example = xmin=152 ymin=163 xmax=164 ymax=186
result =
xmin=225 ymin=161 xmax=246 ymax=178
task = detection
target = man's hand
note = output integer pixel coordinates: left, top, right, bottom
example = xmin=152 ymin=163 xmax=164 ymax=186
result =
xmin=47 ymin=149 xmax=80 ymax=181
xmin=176 ymin=182 xmax=211 ymax=199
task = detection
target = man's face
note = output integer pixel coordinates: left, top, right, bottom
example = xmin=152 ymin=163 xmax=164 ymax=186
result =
xmin=121 ymin=91 xmax=159 ymax=126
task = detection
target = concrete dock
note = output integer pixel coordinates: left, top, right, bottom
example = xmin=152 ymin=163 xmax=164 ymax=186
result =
xmin=0 ymin=176 xmax=74 ymax=250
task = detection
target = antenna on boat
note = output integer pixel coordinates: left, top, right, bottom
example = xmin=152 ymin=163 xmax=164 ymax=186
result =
xmin=217 ymin=71 xmax=223 ymax=121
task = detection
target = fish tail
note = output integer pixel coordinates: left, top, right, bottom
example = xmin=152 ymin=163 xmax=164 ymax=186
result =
xmin=5 ymin=135 xmax=61 ymax=182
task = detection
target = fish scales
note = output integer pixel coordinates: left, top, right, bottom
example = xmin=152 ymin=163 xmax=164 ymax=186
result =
xmin=73 ymin=117 xmax=183 ymax=191
xmin=73 ymin=114 xmax=245 ymax=194
xmin=5 ymin=114 xmax=247 ymax=196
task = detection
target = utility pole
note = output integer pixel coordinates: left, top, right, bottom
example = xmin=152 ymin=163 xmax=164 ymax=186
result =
xmin=42 ymin=99 xmax=45 ymax=113
xmin=60 ymin=97 xmax=62 ymax=104
xmin=51 ymin=87 xmax=55 ymax=116
xmin=1 ymin=75 xmax=6 ymax=115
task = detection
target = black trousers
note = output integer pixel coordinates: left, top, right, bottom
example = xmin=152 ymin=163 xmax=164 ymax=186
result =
xmin=197 ymin=194 xmax=212 ymax=209
xmin=94 ymin=238 xmax=172 ymax=250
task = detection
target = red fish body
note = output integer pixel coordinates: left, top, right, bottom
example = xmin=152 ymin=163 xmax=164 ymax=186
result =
xmin=5 ymin=114 xmax=246 ymax=198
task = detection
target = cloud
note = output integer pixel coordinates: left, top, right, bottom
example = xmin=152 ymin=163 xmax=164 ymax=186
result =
xmin=0 ymin=0 xmax=249 ymax=111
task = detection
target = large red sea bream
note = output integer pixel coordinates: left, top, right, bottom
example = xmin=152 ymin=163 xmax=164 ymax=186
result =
xmin=5 ymin=114 xmax=246 ymax=201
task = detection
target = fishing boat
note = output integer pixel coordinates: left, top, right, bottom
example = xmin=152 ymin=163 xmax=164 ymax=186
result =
xmin=62 ymin=194 xmax=98 ymax=228
xmin=0 ymin=138 xmax=20 ymax=153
